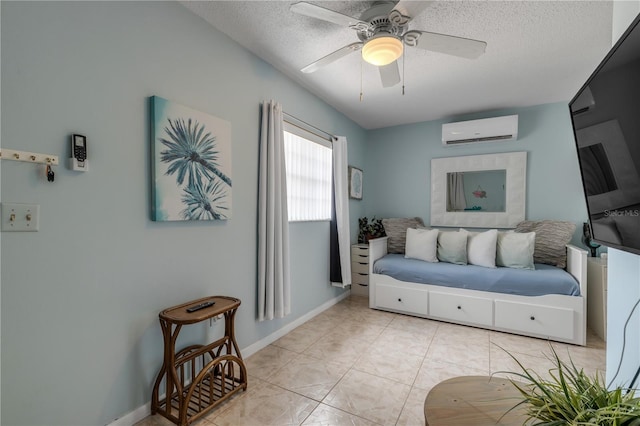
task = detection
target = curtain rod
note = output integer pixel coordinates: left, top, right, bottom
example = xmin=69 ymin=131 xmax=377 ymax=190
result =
xmin=283 ymin=112 xmax=336 ymax=142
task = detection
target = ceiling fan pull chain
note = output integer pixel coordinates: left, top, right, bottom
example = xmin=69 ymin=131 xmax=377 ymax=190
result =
xmin=360 ymin=56 xmax=364 ymax=102
xmin=402 ymin=47 xmax=406 ymax=96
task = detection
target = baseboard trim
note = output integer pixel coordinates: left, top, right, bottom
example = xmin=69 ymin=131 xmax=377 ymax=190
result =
xmin=107 ymin=290 xmax=350 ymax=426
xmin=108 ymin=401 xmax=150 ymax=426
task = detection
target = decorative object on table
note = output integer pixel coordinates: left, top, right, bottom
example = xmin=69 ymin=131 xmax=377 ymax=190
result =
xmin=348 ymin=166 xmax=363 ymax=200
xmin=357 ymin=216 xmax=385 ymax=243
xmin=505 ymin=345 xmax=640 ymax=425
xmin=150 ymin=96 xmax=232 ymax=221
xmin=582 ymin=222 xmax=601 ymax=257
xmin=472 ymin=185 xmax=487 ymax=198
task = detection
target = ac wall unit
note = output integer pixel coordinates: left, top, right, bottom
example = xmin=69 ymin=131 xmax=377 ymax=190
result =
xmin=442 ymin=115 xmax=518 ymax=146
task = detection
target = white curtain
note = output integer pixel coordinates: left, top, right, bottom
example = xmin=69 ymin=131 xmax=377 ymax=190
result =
xmin=447 ymin=172 xmax=467 ymax=211
xmin=331 ymin=136 xmax=352 ymax=287
xmin=258 ymin=101 xmax=290 ymax=321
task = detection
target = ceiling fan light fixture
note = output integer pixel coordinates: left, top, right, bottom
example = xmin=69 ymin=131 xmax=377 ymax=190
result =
xmin=362 ymin=34 xmax=403 ymax=66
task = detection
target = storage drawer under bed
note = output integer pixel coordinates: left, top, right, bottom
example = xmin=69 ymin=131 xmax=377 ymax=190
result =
xmin=374 ymin=282 xmax=429 ymax=315
xmin=494 ymin=299 xmax=574 ymax=340
xmin=429 ymin=291 xmax=493 ymax=326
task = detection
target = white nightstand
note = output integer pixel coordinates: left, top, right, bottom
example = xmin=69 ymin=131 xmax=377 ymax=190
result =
xmin=587 ymin=256 xmax=608 ymax=341
xmin=351 ymin=244 xmax=369 ymax=297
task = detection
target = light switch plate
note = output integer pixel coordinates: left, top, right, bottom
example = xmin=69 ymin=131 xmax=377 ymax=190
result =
xmin=1 ymin=203 xmax=40 ymax=231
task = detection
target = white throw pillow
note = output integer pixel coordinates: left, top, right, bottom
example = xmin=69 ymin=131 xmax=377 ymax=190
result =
xmin=405 ymin=228 xmax=439 ymax=262
xmin=496 ymin=231 xmax=536 ymax=270
xmin=463 ymin=229 xmax=498 ymax=268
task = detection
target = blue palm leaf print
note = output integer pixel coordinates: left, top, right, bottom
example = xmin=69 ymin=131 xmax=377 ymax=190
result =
xmin=159 ymin=118 xmax=232 ymax=188
xmin=180 ymin=179 xmax=229 ymax=220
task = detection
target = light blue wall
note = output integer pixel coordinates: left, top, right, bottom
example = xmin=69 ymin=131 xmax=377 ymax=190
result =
xmin=0 ymin=2 xmax=366 ymax=425
xmin=364 ymin=103 xmax=588 ymax=242
xmin=605 ymin=0 xmax=640 ymax=390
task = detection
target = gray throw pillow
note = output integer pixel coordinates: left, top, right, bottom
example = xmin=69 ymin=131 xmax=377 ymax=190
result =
xmin=437 ymin=230 xmax=468 ymax=265
xmin=382 ymin=217 xmax=425 ymax=254
xmin=514 ymin=220 xmax=576 ymax=268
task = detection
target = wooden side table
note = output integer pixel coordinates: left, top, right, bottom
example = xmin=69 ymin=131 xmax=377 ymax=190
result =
xmin=424 ymin=376 xmax=528 ymax=425
xmin=151 ymin=296 xmax=247 ymax=425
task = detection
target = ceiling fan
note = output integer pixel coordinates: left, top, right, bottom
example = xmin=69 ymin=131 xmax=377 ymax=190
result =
xmin=290 ymin=1 xmax=487 ymax=88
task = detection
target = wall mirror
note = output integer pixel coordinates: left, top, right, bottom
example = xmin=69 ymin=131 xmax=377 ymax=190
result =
xmin=446 ymin=170 xmax=507 ymax=212
xmin=431 ymin=151 xmax=527 ymax=228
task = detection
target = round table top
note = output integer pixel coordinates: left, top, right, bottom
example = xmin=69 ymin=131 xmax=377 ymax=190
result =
xmin=424 ymin=375 xmax=529 ymax=426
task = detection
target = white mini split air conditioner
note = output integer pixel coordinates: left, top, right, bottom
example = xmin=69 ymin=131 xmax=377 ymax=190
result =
xmin=442 ymin=115 xmax=518 ymax=146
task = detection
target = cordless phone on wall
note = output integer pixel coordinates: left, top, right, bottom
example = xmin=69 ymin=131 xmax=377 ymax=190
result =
xmin=69 ymin=134 xmax=88 ymax=171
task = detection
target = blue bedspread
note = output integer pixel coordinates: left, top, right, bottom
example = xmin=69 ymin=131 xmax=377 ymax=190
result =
xmin=373 ymin=254 xmax=580 ymax=297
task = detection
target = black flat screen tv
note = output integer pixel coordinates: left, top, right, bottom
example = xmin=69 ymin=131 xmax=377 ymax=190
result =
xmin=569 ymin=13 xmax=640 ymax=256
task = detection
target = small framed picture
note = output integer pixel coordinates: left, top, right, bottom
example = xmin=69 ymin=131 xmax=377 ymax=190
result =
xmin=349 ymin=166 xmax=363 ymax=200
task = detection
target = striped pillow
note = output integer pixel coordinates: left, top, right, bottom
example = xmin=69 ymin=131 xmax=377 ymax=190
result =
xmin=381 ymin=217 xmax=425 ymax=254
xmin=514 ymin=220 xmax=576 ymax=268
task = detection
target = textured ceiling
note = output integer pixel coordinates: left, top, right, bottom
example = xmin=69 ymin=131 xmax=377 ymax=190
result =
xmin=182 ymin=1 xmax=614 ymax=129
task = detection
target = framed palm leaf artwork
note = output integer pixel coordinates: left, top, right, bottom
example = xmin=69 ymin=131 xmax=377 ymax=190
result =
xmin=151 ymin=96 xmax=232 ymax=221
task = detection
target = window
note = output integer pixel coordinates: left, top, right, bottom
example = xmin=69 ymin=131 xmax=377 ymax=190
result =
xmin=283 ymin=122 xmax=332 ymax=222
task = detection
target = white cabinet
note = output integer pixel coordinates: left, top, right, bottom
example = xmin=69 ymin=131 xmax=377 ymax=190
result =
xmin=351 ymin=244 xmax=369 ymax=297
xmin=587 ymin=257 xmax=608 ymax=341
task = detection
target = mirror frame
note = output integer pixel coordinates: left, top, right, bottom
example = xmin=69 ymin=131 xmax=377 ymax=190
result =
xmin=430 ymin=151 xmax=527 ymax=228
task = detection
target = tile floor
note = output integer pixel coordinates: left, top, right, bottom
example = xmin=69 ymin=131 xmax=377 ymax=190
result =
xmin=138 ymin=295 xmax=606 ymax=426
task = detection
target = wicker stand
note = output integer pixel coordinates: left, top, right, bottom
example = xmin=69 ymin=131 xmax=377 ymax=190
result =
xmin=151 ymin=296 xmax=247 ymax=425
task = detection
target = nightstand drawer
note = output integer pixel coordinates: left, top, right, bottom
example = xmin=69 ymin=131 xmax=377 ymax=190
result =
xmin=351 ymin=245 xmax=369 ymax=257
xmin=352 ymin=272 xmax=369 ymax=286
xmin=352 ymin=254 xmax=369 ymax=263
xmin=352 ymin=262 xmax=369 ymax=274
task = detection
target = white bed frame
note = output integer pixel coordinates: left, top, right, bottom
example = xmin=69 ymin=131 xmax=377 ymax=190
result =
xmin=367 ymin=237 xmax=588 ymax=346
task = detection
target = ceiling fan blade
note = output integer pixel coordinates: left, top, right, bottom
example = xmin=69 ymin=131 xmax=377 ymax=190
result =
xmin=379 ymin=61 xmax=401 ymax=88
xmin=290 ymin=2 xmax=368 ymax=29
xmin=389 ymin=1 xmax=432 ymax=25
xmin=301 ymin=42 xmax=363 ymax=73
xmin=405 ymin=30 xmax=487 ymax=59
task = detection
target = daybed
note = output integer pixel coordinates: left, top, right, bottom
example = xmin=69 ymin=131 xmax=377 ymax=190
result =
xmin=367 ymin=225 xmax=588 ymax=346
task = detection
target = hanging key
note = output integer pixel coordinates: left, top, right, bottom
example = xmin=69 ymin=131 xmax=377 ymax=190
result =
xmin=46 ymin=165 xmax=55 ymax=182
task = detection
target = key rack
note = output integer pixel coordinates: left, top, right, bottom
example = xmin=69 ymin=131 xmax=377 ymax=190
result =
xmin=0 ymin=149 xmax=59 ymax=165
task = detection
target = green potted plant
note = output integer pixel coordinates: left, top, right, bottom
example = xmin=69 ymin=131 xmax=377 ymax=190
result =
xmin=505 ymin=346 xmax=640 ymax=425
xmin=357 ymin=217 xmax=385 ymax=244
